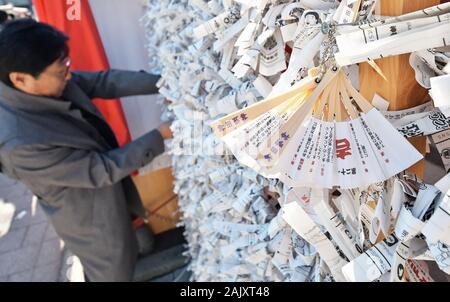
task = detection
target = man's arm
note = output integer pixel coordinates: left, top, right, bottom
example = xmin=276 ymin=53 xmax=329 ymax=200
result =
xmin=71 ymin=70 xmax=161 ymax=99
xmin=8 ymin=129 xmax=165 ymax=189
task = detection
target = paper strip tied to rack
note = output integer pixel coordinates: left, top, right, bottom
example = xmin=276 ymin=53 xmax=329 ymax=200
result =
xmin=335 ymin=3 xmax=450 ymax=66
xmin=144 ymin=0 xmax=450 ymax=282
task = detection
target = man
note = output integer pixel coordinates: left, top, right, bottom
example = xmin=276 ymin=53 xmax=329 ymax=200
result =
xmin=0 ymin=19 xmax=172 ymax=281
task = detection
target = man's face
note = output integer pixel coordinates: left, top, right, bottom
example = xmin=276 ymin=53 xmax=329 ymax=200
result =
xmin=10 ymin=56 xmax=72 ymax=98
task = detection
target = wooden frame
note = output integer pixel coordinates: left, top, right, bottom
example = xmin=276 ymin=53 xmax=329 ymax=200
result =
xmin=359 ymin=0 xmax=442 ymax=177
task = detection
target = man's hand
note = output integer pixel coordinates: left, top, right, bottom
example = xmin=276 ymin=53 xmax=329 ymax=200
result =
xmin=158 ymin=122 xmax=173 ymax=139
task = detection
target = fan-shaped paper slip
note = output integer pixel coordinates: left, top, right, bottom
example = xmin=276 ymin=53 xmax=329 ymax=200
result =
xmin=211 ymin=68 xmax=423 ymax=189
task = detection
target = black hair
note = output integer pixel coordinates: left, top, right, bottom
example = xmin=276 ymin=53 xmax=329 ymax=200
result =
xmin=0 ymin=19 xmax=69 ymax=85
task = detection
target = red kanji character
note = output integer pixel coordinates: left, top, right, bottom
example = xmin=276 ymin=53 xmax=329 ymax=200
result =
xmin=336 ymin=138 xmax=352 ymax=160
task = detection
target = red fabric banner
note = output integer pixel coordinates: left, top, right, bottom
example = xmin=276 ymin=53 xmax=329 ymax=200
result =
xmin=32 ymin=0 xmax=131 ymax=146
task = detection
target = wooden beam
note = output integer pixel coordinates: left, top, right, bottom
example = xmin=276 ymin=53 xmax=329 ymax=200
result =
xmin=359 ymin=0 xmax=441 ymax=177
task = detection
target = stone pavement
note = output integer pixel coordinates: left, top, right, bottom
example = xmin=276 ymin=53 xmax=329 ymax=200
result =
xmin=0 ymin=173 xmax=67 ymax=282
xmin=0 ymin=170 xmax=185 ymax=283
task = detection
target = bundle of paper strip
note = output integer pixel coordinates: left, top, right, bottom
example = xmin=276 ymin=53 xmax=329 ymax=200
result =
xmin=143 ymin=0 xmax=450 ymax=281
xmin=143 ymin=0 xmax=333 ymax=281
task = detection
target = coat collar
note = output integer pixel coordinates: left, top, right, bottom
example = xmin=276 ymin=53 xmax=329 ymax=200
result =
xmin=0 ymin=80 xmax=72 ymax=112
xmin=0 ymin=78 xmax=104 ymax=121
xmin=0 ymin=77 xmax=114 ymax=149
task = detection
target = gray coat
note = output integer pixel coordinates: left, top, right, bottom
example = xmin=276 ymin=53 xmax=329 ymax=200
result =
xmin=0 ymin=70 xmax=164 ymax=282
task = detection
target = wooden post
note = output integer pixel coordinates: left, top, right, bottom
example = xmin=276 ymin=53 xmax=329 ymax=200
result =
xmin=359 ymin=0 xmax=441 ymax=178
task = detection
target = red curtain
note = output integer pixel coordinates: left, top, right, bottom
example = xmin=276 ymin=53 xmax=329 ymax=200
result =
xmin=32 ymin=0 xmax=131 ymax=146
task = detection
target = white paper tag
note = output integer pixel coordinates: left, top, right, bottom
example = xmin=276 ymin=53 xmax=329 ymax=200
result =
xmin=372 ymin=94 xmax=390 ymax=111
xmin=342 ymin=234 xmax=399 ymax=282
xmin=282 ymin=201 xmax=348 ymax=281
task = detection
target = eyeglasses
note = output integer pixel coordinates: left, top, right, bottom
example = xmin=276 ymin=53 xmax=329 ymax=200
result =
xmin=53 ymin=57 xmax=72 ymax=79
xmin=63 ymin=57 xmax=72 ymax=68
xmin=40 ymin=57 xmax=72 ymax=81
